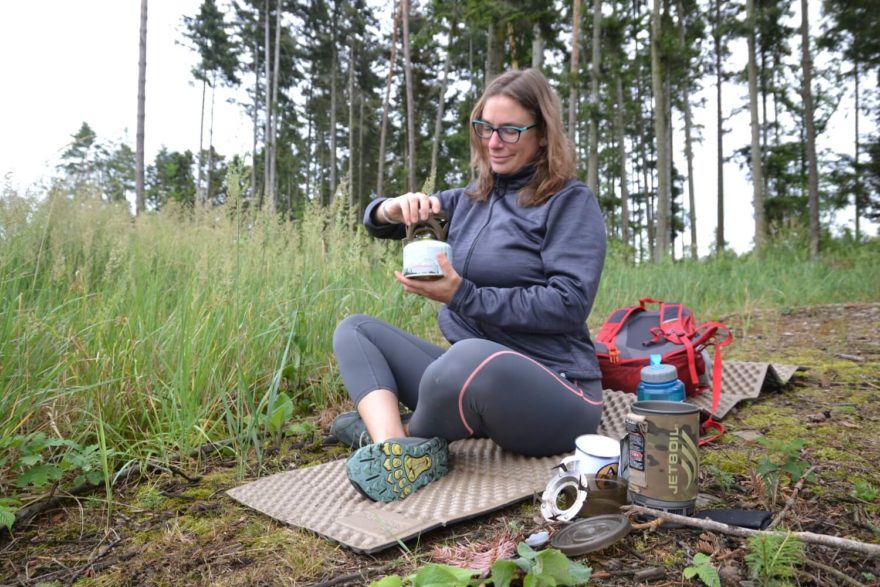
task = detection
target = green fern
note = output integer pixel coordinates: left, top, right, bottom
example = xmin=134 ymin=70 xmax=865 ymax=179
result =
xmin=744 ymin=532 xmax=804 ymax=586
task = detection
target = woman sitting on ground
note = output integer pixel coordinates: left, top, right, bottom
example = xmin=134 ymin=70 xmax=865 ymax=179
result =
xmin=332 ymin=67 xmax=607 ymax=502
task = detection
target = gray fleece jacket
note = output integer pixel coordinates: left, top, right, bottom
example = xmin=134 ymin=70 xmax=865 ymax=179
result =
xmin=364 ymin=168 xmax=607 ymax=381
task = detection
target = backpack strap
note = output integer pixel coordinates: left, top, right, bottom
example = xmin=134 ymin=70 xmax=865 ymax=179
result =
xmin=596 ymin=305 xmax=643 ymax=364
xmin=638 ymin=297 xmax=662 ymax=310
xmin=658 ymin=302 xmax=698 ymax=342
xmin=650 ymin=302 xmax=701 ymax=386
xmin=697 ymin=321 xmax=734 ymax=446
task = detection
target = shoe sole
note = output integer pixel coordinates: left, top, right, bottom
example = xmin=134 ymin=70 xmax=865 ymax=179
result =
xmin=346 ymin=438 xmax=448 ymax=502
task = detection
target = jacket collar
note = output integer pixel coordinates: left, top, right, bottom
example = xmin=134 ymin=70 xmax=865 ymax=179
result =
xmin=492 ymin=164 xmax=536 ymax=192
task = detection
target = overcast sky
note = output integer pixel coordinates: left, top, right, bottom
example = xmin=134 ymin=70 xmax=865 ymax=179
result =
xmin=0 ymin=1 xmax=873 ymax=256
xmin=0 ymin=1 xmax=249 ymax=195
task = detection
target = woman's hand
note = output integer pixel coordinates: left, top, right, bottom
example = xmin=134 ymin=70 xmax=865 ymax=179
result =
xmin=394 ymin=253 xmax=461 ymax=304
xmin=380 ymin=192 xmax=442 ymax=225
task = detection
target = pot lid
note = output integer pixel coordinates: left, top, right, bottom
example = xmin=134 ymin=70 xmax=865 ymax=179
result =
xmin=550 ymin=514 xmax=631 ymax=556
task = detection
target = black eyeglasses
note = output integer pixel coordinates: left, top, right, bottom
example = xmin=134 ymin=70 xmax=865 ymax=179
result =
xmin=472 ymin=120 xmax=538 ymax=144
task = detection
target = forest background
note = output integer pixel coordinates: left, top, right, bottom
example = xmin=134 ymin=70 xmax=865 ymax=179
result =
xmin=2 ymin=0 xmax=879 ymax=259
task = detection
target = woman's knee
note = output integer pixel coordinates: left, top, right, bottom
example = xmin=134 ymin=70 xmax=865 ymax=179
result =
xmin=418 ymin=338 xmax=508 ymax=410
xmin=332 ymin=313 xmax=373 ymax=352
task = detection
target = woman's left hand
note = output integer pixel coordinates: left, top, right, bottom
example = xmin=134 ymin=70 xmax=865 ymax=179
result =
xmin=394 ymin=253 xmax=461 ymax=304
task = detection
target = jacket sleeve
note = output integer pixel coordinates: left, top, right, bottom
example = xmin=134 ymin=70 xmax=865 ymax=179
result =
xmin=363 ymin=189 xmax=463 ymax=239
xmin=363 ymin=198 xmax=406 ymax=239
xmin=447 ymin=183 xmax=606 ymax=334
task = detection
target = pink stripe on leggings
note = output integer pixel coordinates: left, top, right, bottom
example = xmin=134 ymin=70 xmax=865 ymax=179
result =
xmin=457 ymin=350 xmax=604 ymax=435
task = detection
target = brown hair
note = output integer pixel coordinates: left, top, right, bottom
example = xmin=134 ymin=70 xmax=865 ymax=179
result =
xmin=467 ymin=68 xmax=577 ymax=206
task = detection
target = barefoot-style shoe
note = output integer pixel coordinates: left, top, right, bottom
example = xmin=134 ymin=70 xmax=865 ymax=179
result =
xmin=345 ymin=437 xmax=449 ymax=502
xmin=329 ymin=411 xmax=413 ymax=449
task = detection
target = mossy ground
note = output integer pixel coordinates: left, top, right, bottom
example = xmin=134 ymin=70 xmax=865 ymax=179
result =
xmin=1 ymin=303 xmax=878 ymax=586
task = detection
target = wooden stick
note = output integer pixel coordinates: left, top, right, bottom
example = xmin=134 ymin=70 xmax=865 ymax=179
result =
xmin=622 ymin=505 xmax=880 ymax=558
xmin=803 ymin=558 xmax=867 ymax=587
xmin=767 ymin=465 xmax=818 ymax=530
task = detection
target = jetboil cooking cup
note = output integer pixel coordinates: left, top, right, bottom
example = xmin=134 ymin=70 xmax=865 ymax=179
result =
xmin=402 ymin=212 xmax=451 ymax=280
xmin=621 ymin=400 xmax=700 ymax=516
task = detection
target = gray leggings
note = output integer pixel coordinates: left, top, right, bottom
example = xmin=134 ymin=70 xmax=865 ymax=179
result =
xmin=333 ymin=314 xmax=603 ymax=457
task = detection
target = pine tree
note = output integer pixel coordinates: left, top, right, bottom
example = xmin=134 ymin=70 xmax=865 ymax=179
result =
xmin=183 ymin=0 xmax=240 ymax=206
xmin=801 ymin=0 xmax=820 ymax=257
xmin=136 ymin=0 xmax=147 ymax=215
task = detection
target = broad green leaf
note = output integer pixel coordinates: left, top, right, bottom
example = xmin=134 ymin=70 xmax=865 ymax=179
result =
xmin=516 ymin=542 xmax=540 ymax=561
xmin=16 ymin=464 xmax=64 ymax=488
xmin=697 ymin=565 xmax=721 ymax=587
xmin=0 ymin=499 xmax=19 ymax=531
xmin=566 ymin=561 xmax=592 ymax=584
xmin=0 ymin=507 xmax=15 ymax=531
xmin=74 ymin=470 xmax=105 ymax=487
xmin=489 ymin=560 xmax=519 ymax=587
xmin=268 ymin=394 xmax=294 ymax=434
xmin=781 ymin=461 xmax=807 ymax=481
xmin=19 ymin=454 xmax=43 ymax=467
xmin=756 ymin=459 xmax=776 ymax=476
xmin=287 ymin=421 xmax=317 ymax=436
xmin=523 ymin=573 xmax=556 ymax=587
xmin=409 ymin=563 xmax=477 ymax=586
xmin=531 ymin=549 xmax=574 ymax=583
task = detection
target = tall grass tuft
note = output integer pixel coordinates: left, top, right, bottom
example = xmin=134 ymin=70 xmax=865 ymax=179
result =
xmin=1 ymin=186 xmax=878 ymax=481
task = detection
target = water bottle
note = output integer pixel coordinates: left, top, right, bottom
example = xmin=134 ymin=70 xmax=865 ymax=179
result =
xmin=636 ymin=354 xmax=685 ymax=401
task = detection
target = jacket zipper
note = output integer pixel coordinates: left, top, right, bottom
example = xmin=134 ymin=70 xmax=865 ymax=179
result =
xmin=461 ymin=182 xmax=504 ymax=278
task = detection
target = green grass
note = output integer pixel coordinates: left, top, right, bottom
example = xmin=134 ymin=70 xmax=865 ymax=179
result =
xmin=1 ymin=187 xmax=879 ymax=488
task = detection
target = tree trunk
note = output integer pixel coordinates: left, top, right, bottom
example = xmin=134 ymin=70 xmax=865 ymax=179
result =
xmin=854 ymin=60 xmax=861 ymax=240
xmin=348 ymin=34 xmax=356 ymax=209
xmin=485 ymin=23 xmax=505 ymax=83
xmin=587 ymin=0 xmax=602 ymax=191
xmin=402 ymin=0 xmax=417 ymax=192
xmin=252 ymin=35 xmax=259 ymax=201
xmin=429 ymin=8 xmax=457 ymax=194
xmin=568 ymin=0 xmax=581 ymax=140
xmin=760 ymin=21 xmax=769 ymax=199
xmin=714 ymin=0 xmax=724 ymax=254
xmin=531 ymin=23 xmax=544 ymax=69
xmin=636 ymin=52 xmax=653 ymax=262
xmin=270 ymin=0 xmax=281 ymax=209
xmin=207 ymin=71 xmax=217 ymax=204
xmin=304 ymin=61 xmax=314 ymax=203
xmin=198 ymin=79 xmax=207 ymax=205
xmin=330 ymin=45 xmax=338 ymax=199
xmin=651 ymin=0 xmax=670 ymax=261
xmin=747 ymin=0 xmax=766 ymax=252
xmin=136 ymin=0 xmax=147 ymax=215
xmin=358 ymin=93 xmax=365 ymax=210
xmin=801 ymin=0 xmax=820 ymax=258
xmin=263 ymin=0 xmax=272 ymax=207
xmin=616 ymin=74 xmax=630 ymax=249
xmin=376 ymin=0 xmax=400 ymax=198
xmin=678 ymin=0 xmax=697 ymax=259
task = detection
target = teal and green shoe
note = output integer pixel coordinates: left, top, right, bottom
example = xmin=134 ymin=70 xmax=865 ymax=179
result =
xmin=329 ymin=411 xmax=413 ymax=449
xmin=345 ymin=437 xmax=449 ymax=502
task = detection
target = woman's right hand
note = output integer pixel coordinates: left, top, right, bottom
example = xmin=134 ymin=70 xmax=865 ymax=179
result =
xmin=379 ymin=192 xmax=442 ymax=226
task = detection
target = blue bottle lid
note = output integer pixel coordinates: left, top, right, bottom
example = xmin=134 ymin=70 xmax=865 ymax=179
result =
xmin=640 ymin=360 xmax=678 ymax=384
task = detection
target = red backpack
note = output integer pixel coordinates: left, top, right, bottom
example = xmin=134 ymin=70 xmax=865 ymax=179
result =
xmin=594 ymin=298 xmax=732 ymax=443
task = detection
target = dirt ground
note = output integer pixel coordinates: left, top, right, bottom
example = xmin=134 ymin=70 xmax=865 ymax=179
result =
xmin=1 ymin=303 xmax=878 ymax=587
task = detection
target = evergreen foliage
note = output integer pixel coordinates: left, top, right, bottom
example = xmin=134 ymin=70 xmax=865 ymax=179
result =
xmin=44 ymin=0 xmax=880 ymax=257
